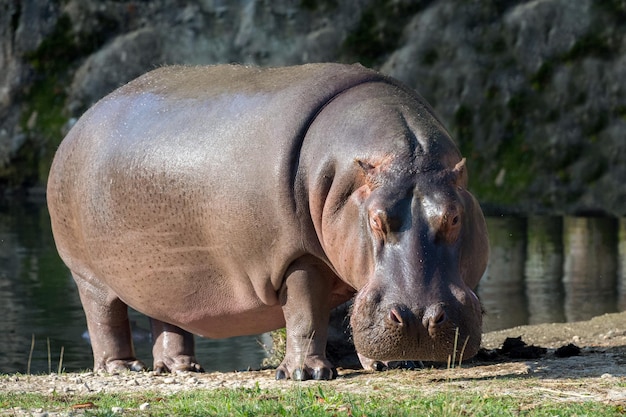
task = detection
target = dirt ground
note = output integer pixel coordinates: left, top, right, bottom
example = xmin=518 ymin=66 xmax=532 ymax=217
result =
xmin=2 ymin=312 xmax=626 ymax=408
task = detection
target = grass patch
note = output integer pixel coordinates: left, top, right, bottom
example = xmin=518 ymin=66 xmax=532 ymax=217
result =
xmin=1 ymin=382 xmax=623 ymax=416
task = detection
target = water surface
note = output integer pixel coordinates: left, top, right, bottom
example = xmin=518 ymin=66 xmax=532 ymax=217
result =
xmin=478 ymin=216 xmax=621 ymax=330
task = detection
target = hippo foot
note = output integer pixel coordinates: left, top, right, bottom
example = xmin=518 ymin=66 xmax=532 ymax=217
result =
xmin=275 ymin=356 xmax=337 ymax=381
xmin=101 ymin=359 xmax=147 ymax=373
xmin=153 ymin=356 xmax=204 ymax=374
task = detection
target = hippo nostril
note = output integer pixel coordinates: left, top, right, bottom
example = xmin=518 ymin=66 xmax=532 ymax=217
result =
xmin=389 ymin=307 xmax=404 ymax=325
xmin=423 ymin=304 xmax=448 ymax=330
xmin=433 ymin=309 xmax=446 ymax=326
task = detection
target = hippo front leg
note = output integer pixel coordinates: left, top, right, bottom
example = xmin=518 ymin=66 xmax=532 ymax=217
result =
xmin=150 ymin=320 xmax=204 ymax=373
xmin=276 ymin=259 xmax=337 ymax=381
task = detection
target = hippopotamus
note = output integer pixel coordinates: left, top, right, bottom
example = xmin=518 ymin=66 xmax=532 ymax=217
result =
xmin=47 ymin=63 xmax=489 ymax=380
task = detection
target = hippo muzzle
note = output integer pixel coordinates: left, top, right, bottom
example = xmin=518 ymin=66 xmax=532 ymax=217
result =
xmin=351 ymin=278 xmax=483 ymax=363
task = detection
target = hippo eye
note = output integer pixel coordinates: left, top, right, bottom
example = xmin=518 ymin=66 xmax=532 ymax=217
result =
xmin=437 ymin=210 xmax=461 ymax=244
xmin=368 ymin=209 xmax=388 ymax=238
xmin=445 ymin=213 xmax=461 ymax=230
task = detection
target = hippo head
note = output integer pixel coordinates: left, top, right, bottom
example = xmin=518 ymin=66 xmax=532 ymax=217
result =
xmin=346 ymin=156 xmax=488 ymax=364
xmin=305 ymin=81 xmax=489 ymax=365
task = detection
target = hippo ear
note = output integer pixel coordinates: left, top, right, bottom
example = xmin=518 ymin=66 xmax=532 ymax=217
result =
xmin=452 ymin=158 xmax=468 ymax=189
xmin=356 ymin=159 xmax=377 ymax=177
xmin=355 ymin=159 xmax=386 ymax=189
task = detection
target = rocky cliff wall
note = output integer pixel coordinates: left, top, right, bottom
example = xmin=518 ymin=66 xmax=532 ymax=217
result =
xmin=383 ymin=0 xmax=626 ymax=215
xmin=1 ymin=0 xmax=624 ymax=216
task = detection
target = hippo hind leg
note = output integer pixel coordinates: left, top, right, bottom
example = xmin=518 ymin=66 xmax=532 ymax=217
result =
xmin=150 ymin=320 xmax=204 ymax=373
xmin=73 ymin=272 xmax=146 ymax=372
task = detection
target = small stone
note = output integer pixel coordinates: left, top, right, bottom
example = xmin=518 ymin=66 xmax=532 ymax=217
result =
xmin=608 ymin=390 xmax=626 ymax=401
xmin=601 ymin=373 xmax=614 ymax=379
xmin=139 ymin=403 xmax=150 ymax=411
xmin=111 ymin=406 xmax=124 ymax=414
xmin=163 ymin=377 xmax=176 ymax=384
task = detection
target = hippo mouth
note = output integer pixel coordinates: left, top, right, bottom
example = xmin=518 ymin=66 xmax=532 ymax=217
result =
xmin=349 ymin=286 xmax=483 ymax=363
